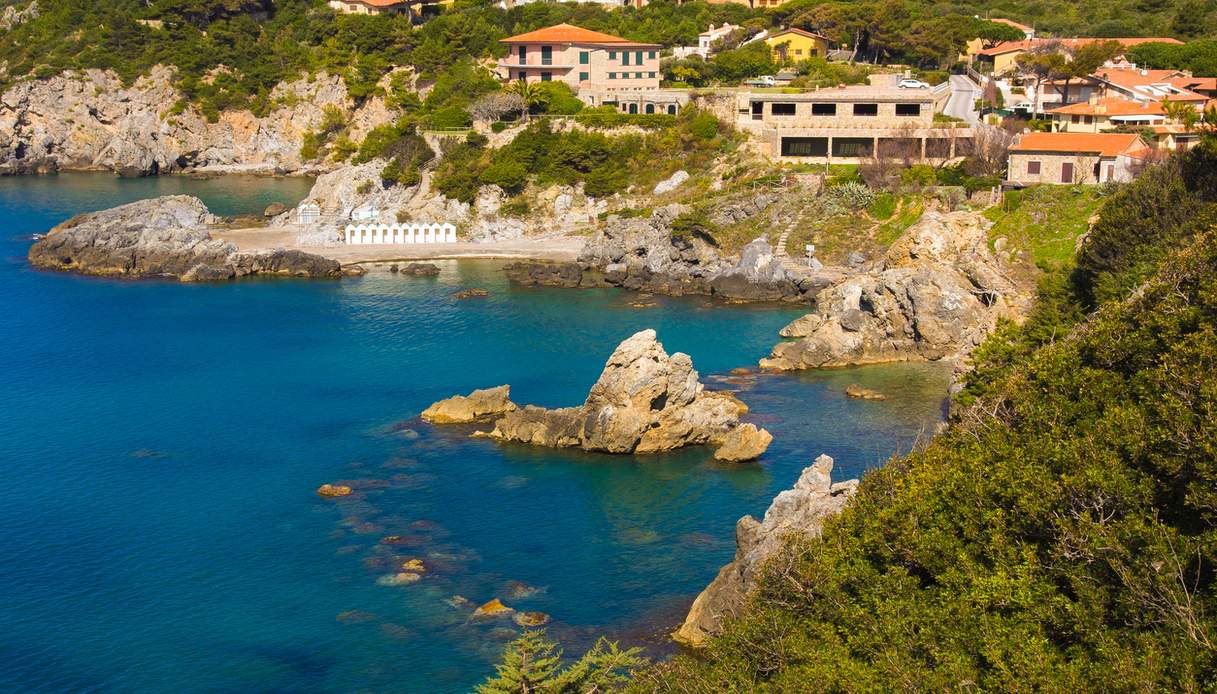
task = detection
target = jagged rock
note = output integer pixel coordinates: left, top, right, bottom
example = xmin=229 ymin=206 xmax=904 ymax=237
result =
xmin=845 ymin=384 xmax=887 ymax=400
xmin=675 ymin=454 xmax=858 ymax=647
xmin=400 ymin=262 xmax=440 ymax=276
xmin=709 ymin=237 xmax=804 ymax=302
xmin=421 ymin=385 xmax=517 ymax=424
xmin=471 ymin=599 xmax=513 ymax=619
xmin=707 ymin=193 xmax=776 ymax=226
xmin=712 ymin=424 xmax=773 ymax=462
xmin=577 ymin=206 xmax=727 ymax=296
xmin=504 ymin=261 xmax=597 ymax=288
xmin=462 ymin=330 xmax=771 ymax=459
xmin=28 ymin=195 xmax=341 ymax=281
xmin=778 ymin=314 xmax=823 ymax=338
xmin=760 ymin=210 xmax=1031 ymax=371
xmin=653 ymin=169 xmax=689 ymax=195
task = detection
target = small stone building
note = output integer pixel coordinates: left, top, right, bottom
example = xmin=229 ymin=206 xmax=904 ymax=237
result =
xmin=1007 ymin=132 xmax=1152 ymax=185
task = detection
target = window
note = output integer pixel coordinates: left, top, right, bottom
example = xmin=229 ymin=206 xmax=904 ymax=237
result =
xmin=579 ymin=71 xmax=589 ymax=82
xmin=645 ymin=104 xmax=654 ymax=114
xmin=622 ymin=52 xmax=630 ymax=66
xmin=648 ymin=72 xmax=656 ymax=78
xmin=810 ymin=49 xmax=818 ymax=57
xmin=517 ymin=71 xmax=526 ymax=80
xmin=771 ymin=102 xmax=797 ymax=116
xmin=1071 ymin=114 xmax=1080 ymax=124
xmin=795 ymin=49 xmax=803 ymax=56
xmin=540 ymin=72 xmax=552 ymax=82
xmin=832 ymin=137 xmax=874 ymax=157
xmin=608 ymin=72 xmax=616 ymax=80
xmin=1061 ymin=161 xmax=1074 ymax=183
xmin=853 ymin=103 xmax=878 ymax=116
xmin=1027 ymin=160 xmax=1041 ymax=175
xmin=541 ymin=46 xmax=552 ymax=66
xmin=635 ymin=72 xmax=643 ymax=79
xmin=635 ymin=51 xmax=643 ymax=64
xmin=629 ymin=103 xmax=638 ymax=114
xmin=1083 ymin=115 xmax=1093 ymax=124
xmin=579 ymin=51 xmax=589 ymax=65
xmin=609 ymin=51 xmax=617 ymax=59
xmin=667 ymin=104 xmax=677 ymax=114
xmin=895 ymin=103 xmax=921 ymax=116
xmin=649 ymin=51 xmax=656 ymax=59
xmin=811 ymin=103 xmax=837 ymax=116
xmin=781 ymin=137 xmax=828 ymax=157
xmin=519 ymin=46 xmax=527 ymax=62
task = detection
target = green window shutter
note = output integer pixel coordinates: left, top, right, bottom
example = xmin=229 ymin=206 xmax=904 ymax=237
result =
xmin=609 ymin=51 xmax=616 ymax=59
xmin=580 ymin=51 xmax=589 ymax=65
xmin=648 ymin=50 xmax=656 ymax=59
xmin=608 ymin=72 xmax=615 ymax=79
xmin=579 ymin=72 xmax=589 ymax=81
xmin=635 ymin=51 xmax=643 ymax=63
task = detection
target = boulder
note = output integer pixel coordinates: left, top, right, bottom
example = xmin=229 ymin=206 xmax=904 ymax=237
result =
xmin=471 ymin=598 xmax=514 ymax=619
xmin=421 ymin=385 xmax=517 ymax=424
xmin=709 ymin=237 xmax=803 ymax=302
xmin=845 ymin=384 xmax=887 ymax=400
xmin=400 ymin=262 xmax=440 ymax=276
xmin=263 ymin=202 xmax=288 ymax=217
xmin=463 ymin=330 xmax=772 ymax=459
xmin=29 ymin=196 xmax=341 ymax=281
xmin=675 ymin=454 xmax=857 ymax=647
xmin=316 ymin=484 xmax=353 ymax=498
xmin=653 ymin=169 xmax=690 ymax=195
xmin=513 ymin=611 xmax=551 ymax=627
xmin=713 ymin=424 xmax=773 ymax=462
xmin=760 ymin=210 xmax=1032 ymax=371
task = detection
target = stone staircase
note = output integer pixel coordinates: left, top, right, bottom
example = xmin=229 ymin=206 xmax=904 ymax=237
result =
xmin=774 ymin=230 xmax=790 ymax=259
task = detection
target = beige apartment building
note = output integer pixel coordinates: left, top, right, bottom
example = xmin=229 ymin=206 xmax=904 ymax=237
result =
xmin=738 ymin=85 xmax=969 ymax=162
xmin=497 ymin=24 xmax=663 ymax=108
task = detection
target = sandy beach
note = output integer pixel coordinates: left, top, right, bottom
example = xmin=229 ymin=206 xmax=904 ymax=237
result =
xmin=214 ymin=226 xmax=586 ymax=265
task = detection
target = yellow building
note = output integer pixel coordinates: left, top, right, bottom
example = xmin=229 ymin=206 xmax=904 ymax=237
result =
xmin=765 ymin=28 xmax=831 ymax=65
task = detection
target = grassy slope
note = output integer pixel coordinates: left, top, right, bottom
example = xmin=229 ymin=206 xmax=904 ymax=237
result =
xmin=634 ymin=147 xmax=1217 ymax=691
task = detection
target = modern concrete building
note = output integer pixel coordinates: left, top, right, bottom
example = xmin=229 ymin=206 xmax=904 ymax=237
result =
xmin=497 ymin=24 xmax=661 ymax=107
xmin=737 ymin=85 xmax=968 ymax=163
xmin=1007 ymin=132 xmax=1151 ymax=185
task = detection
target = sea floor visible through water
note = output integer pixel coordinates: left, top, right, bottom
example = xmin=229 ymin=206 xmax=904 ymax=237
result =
xmin=0 ymin=173 xmax=950 ymax=693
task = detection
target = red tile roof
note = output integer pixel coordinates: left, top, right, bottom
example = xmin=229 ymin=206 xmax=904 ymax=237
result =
xmin=1010 ymin=131 xmax=1149 ymax=157
xmin=977 ymin=37 xmax=1184 ymax=57
xmin=344 ymin=0 xmax=408 ymax=6
xmin=500 ymin=23 xmax=657 ymax=47
xmin=1050 ymin=97 xmax=1165 ymax=116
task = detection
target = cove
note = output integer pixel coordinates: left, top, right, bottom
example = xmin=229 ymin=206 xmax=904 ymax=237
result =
xmin=0 ymin=174 xmax=949 ymax=693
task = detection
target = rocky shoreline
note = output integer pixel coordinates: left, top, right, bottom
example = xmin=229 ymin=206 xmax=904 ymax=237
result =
xmin=27 ymin=195 xmax=344 ymax=281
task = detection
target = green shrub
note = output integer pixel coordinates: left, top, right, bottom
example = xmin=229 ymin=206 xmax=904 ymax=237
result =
xmin=490 ymin=121 xmax=509 ymax=133
xmin=687 ymin=112 xmax=720 ymax=140
xmin=481 ymin=159 xmax=528 ymax=194
xmin=867 ymin=192 xmax=898 ymax=219
xmin=427 ymin=105 xmax=472 ymax=130
xmin=534 ymin=81 xmax=584 ymax=115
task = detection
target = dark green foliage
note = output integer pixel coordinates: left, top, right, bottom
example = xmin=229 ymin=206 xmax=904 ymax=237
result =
xmin=479 ymin=629 xmax=646 ymax=694
xmin=574 ymin=107 xmax=674 ymax=130
xmin=637 ymin=147 xmax=1217 ymax=691
xmin=532 ymin=82 xmax=584 ymax=116
xmin=426 ymin=104 xmax=473 ymax=130
xmin=1127 ymin=39 xmax=1217 ymax=81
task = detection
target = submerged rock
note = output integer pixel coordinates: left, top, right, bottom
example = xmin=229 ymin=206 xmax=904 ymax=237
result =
xmin=845 ymin=384 xmax=887 ymax=400
xmin=28 ymin=196 xmax=341 ymax=282
xmin=462 ymin=330 xmax=772 ymax=459
xmin=513 ymin=611 xmax=551 ymax=628
xmin=421 ymin=385 xmax=517 ymax=424
xmin=316 ymin=484 xmax=353 ymax=498
xmin=760 ymin=210 xmax=1031 ymax=371
xmin=376 ymin=572 xmax=422 ymax=586
xmin=675 ymin=454 xmax=857 ymax=647
xmin=454 ymin=288 xmax=489 ymax=300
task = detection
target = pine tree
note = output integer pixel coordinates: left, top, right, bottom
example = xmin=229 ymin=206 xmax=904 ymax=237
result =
xmin=477 ymin=630 xmax=646 ymax=694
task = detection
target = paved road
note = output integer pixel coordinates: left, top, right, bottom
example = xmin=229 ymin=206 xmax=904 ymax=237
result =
xmin=945 ymin=74 xmax=981 ymax=124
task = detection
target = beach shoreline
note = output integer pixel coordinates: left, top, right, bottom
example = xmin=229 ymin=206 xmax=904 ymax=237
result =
xmin=213 ymin=227 xmax=586 ymax=265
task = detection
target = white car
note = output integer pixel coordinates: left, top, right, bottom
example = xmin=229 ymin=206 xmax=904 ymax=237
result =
xmin=744 ymin=75 xmax=777 ymax=87
xmin=897 ymin=79 xmax=931 ymax=89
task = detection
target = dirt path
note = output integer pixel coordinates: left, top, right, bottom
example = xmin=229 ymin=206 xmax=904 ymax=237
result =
xmin=214 ymin=227 xmax=586 ymax=265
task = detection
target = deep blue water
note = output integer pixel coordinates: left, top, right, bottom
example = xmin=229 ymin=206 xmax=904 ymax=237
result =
xmin=0 ymin=173 xmax=949 ymax=693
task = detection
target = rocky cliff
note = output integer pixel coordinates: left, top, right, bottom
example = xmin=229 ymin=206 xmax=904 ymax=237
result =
xmin=675 ymin=454 xmax=857 ymax=647
xmin=426 ymin=329 xmax=772 ymax=461
xmin=0 ymin=67 xmax=396 ymax=176
xmin=761 ymin=209 xmax=1030 ymax=371
xmin=28 ymin=195 xmax=341 ymax=281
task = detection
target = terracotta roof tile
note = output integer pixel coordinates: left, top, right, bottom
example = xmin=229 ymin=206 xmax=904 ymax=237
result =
xmin=977 ymin=37 xmax=1183 ymax=57
xmin=1010 ymin=131 xmax=1148 ymax=157
xmin=768 ymin=27 xmax=831 ymax=42
xmin=1049 ymin=97 xmax=1165 ymax=116
xmin=500 ymin=23 xmax=657 ymax=47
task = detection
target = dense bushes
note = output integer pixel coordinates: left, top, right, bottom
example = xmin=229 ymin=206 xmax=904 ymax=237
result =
xmin=631 ymin=145 xmax=1217 ymax=691
xmin=432 ymin=108 xmax=730 ymax=203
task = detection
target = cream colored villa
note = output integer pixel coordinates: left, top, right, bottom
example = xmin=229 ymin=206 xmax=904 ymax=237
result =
xmin=327 ymin=0 xmax=410 ymax=14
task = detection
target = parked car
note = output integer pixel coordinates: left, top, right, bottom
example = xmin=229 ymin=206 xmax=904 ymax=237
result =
xmin=897 ymin=78 xmax=931 ymax=89
xmin=744 ymin=75 xmax=776 ymax=87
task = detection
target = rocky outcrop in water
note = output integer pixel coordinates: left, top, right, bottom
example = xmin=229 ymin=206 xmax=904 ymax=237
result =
xmin=28 ymin=195 xmax=341 ymax=281
xmin=761 ymin=210 xmax=1030 ymax=371
xmin=0 ymin=67 xmax=395 ymax=176
xmin=421 ymin=385 xmax=517 ymax=424
xmin=675 ymin=454 xmax=857 ymax=647
xmin=426 ymin=330 xmax=771 ymax=460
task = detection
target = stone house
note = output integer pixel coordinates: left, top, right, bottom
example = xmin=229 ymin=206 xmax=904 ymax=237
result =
xmin=1007 ymin=132 xmax=1152 ymax=185
xmin=738 ymin=85 xmax=968 ymax=163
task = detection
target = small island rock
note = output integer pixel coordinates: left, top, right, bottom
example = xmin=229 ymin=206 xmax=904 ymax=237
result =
xmin=316 ymin=484 xmax=353 ymax=498
xmin=471 ymin=598 xmax=513 ymax=619
xmin=712 ymin=424 xmax=773 ymax=462
xmin=400 ymin=262 xmax=440 ymax=276
xmin=421 ymin=385 xmax=517 ymax=424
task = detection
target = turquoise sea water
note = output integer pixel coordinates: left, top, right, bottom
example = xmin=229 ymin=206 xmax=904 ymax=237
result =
xmin=0 ymin=173 xmax=950 ymax=693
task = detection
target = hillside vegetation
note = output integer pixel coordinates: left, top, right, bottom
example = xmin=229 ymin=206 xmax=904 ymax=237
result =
xmin=627 ymin=144 xmax=1217 ymax=690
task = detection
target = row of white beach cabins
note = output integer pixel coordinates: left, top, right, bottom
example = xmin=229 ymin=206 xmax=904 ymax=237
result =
xmin=297 ymin=204 xmax=460 ymax=246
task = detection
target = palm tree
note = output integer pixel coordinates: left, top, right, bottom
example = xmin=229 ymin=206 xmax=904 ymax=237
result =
xmin=506 ymin=79 xmax=547 ymax=123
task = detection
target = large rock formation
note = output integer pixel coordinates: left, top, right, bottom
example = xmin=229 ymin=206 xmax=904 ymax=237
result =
xmin=420 ymin=385 xmax=517 ymax=424
xmin=28 ymin=196 xmax=342 ymax=281
xmin=0 ymin=67 xmax=398 ymax=176
xmin=675 ymin=454 xmax=857 ymax=647
xmin=426 ymin=330 xmax=771 ymax=460
xmin=761 ymin=210 xmax=1030 ymax=370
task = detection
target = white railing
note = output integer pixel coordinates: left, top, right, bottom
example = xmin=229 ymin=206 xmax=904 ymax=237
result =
xmin=342 ymin=222 xmax=458 ymax=245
